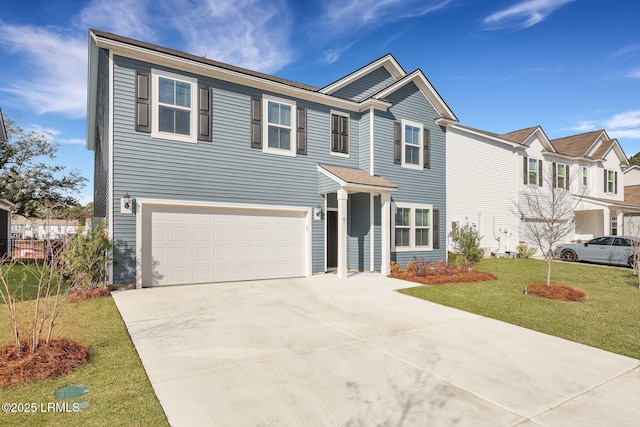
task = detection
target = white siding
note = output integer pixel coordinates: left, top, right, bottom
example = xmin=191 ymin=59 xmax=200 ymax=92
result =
xmin=598 ymin=152 xmax=625 ymax=201
xmin=624 ymin=167 xmax=640 ymax=187
xmin=446 ymin=128 xmax=520 ymax=254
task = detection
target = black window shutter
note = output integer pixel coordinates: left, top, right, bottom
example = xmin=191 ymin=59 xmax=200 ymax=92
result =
xmin=615 ymin=171 xmax=618 ymax=194
xmin=250 ymin=98 xmax=262 ymax=149
xmin=566 ymin=165 xmax=570 ymax=190
xmin=552 ymin=162 xmax=557 ymax=188
xmin=538 ymin=160 xmax=543 ymax=186
xmin=393 ymin=122 xmax=401 ymax=164
xmin=423 ymin=128 xmax=431 ymax=169
xmin=135 ymin=71 xmax=150 ymax=133
xmin=296 ymin=106 xmax=306 ymax=155
xmin=604 ymin=169 xmax=608 ymax=192
xmin=331 ymin=114 xmax=339 ymax=153
xmin=433 ymin=209 xmax=440 ymax=249
xmin=339 ymin=115 xmax=348 ymax=154
xmin=198 ymin=85 xmax=211 ymax=141
xmin=523 ymin=156 xmax=528 ymax=185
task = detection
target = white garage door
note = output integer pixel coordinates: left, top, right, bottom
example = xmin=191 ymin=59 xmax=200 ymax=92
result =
xmin=142 ymin=204 xmax=308 ymax=286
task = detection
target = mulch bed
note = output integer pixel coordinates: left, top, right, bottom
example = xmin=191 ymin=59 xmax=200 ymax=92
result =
xmin=0 ymin=339 xmax=89 ymax=388
xmin=525 ymin=283 xmax=589 ymax=302
xmin=390 ymin=270 xmax=498 ymax=285
xmin=67 ymin=287 xmax=110 ymax=303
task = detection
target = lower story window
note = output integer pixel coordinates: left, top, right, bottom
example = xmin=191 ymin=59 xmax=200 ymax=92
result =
xmin=393 ymin=203 xmax=433 ymax=251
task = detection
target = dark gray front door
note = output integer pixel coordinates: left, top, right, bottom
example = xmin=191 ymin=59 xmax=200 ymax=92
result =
xmin=327 ymin=210 xmax=338 ymax=269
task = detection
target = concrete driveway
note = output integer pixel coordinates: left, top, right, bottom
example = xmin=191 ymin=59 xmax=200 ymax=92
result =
xmin=113 ymin=273 xmax=640 ymax=426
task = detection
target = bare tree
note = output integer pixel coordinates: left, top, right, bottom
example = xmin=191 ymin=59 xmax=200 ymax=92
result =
xmin=517 ymin=165 xmax=583 ymax=285
xmin=624 ymin=215 xmax=640 ymax=286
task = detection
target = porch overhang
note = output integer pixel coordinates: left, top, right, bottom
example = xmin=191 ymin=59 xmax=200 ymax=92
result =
xmin=317 ymin=164 xmax=397 ymax=279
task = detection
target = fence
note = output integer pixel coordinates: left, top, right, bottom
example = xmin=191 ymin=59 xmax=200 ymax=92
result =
xmin=0 ymin=239 xmax=61 ymax=261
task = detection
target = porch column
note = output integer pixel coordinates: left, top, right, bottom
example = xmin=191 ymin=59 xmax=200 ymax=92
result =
xmin=380 ymin=192 xmax=391 ymax=275
xmin=603 ymin=208 xmax=611 ymax=235
xmin=618 ymin=212 xmax=624 ymax=235
xmin=337 ymin=188 xmax=348 ymax=279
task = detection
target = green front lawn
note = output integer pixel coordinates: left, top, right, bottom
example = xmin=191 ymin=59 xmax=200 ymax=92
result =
xmin=399 ymin=258 xmax=640 ymax=360
xmin=0 ymin=263 xmax=69 ymax=301
xmin=0 ymin=296 xmax=168 ymax=426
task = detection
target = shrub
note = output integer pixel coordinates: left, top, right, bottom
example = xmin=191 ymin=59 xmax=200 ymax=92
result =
xmin=517 ymin=242 xmax=538 ymax=258
xmin=389 ymin=261 xmax=401 ymax=273
xmin=450 ymin=222 xmax=483 ymax=267
xmin=62 ymin=221 xmax=112 ymax=290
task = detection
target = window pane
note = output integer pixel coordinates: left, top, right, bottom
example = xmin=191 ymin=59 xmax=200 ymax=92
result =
xmin=405 ymin=145 xmax=420 ymax=165
xmin=529 ymin=171 xmax=537 ymax=184
xmin=268 ymin=126 xmax=290 ymax=150
xmin=268 ymin=101 xmax=291 ymax=126
xmin=158 ymin=106 xmax=174 ymax=133
xmin=175 ymin=81 xmax=191 ymax=108
xmin=405 ymin=125 xmax=419 ymax=145
xmin=395 ymin=208 xmax=410 ymax=226
xmin=395 ymin=228 xmax=410 ymax=247
xmin=174 ymin=109 xmax=191 ymax=135
xmin=529 ymin=158 xmax=537 ymax=172
xmin=415 ymin=209 xmax=430 ymax=227
xmin=268 ymin=101 xmax=279 ymax=124
xmin=159 ymin=77 xmax=174 ymax=104
xmin=415 ymin=228 xmax=430 ymax=246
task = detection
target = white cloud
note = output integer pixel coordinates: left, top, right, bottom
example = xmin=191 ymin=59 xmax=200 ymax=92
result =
xmin=612 ymin=43 xmax=640 ymax=59
xmin=483 ymin=0 xmax=576 ymax=30
xmin=322 ymin=0 xmax=452 ymax=34
xmin=569 ymin=110 xmax=640 ymax=141
xmin=627 ymin=68 xmax=640 ymax=79
xmin=0 ymin=0 xmax=295 ymax=117
xmin=0 ymin=24 xmax=87 ymax=117
xmin=323 ymin=42 xmax=355 ymax=65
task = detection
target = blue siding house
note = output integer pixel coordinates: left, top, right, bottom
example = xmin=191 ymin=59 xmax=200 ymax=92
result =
xmin=86 ymin=29 xmax=458 ymax=287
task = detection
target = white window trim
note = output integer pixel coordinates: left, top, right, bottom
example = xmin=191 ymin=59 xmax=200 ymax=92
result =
xmin=528 ymin=157 xmax=538 ymax=185
xmin=262 ymin=94 xmax=296 ymax=157
xmin=150 ymin=68 xmax=198 ymax=144
xmin=330 ymin=110 xmax=349 ymax=158
xmin=392 ymin=202 xmax=433 ymax=252
xmin=401 ymin=119 xmax=423 ymax=170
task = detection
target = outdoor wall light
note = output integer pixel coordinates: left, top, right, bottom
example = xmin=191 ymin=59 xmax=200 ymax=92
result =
xmin=313 ymin=206 xmax=323 ymax=221
xmin=121 ymin=192 xmax=133 ymax=214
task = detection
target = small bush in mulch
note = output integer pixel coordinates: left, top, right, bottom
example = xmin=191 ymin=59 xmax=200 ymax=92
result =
xmin=525 ymin=283 xmax=589 ymax=302
xmin=67 ymin=287 xmax=110 ymax=303
xmin=0 ymin=339 xmax=89 ymax=388
xmin=390 ymin=258 xmax=497 ymax=285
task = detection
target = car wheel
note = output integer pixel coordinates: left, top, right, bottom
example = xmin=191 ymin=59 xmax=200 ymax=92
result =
xmin=561 ymin=249 xmax=577 ymax=262
xmin=628 ymin=256 xmax=638 ymax=268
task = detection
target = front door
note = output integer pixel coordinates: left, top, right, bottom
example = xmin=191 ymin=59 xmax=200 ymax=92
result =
xmin=327 ymin=210 xmax=338 ymax=269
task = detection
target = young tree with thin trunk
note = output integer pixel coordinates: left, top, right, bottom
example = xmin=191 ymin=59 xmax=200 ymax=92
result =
xmin=518 ymin=164 xmax=583 ymax=285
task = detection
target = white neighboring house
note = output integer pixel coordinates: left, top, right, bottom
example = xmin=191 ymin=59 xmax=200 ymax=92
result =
xmin=622 ymin=166 xmax=640 ymax=235
xmin=0 ymin=199 xmax=14 ymax=258
xmin=447 ymin=126 xmax=639 ymax=255
xmin=11 ymin=215 xmax=80 ymax=240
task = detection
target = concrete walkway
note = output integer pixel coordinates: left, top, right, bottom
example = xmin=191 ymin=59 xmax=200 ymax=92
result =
xmin=113 ymin=274 xmax=640 ymax=426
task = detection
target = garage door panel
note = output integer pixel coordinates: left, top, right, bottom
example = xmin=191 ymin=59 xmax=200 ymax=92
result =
xmin=145 ymin=204 xmax=307 ymax=286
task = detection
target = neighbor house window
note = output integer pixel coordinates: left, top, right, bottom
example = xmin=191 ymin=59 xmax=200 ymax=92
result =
xmin=330 ymin=111 xmax=349 ymax=155
xmin=393 ymin=203 xmax=433 ymax=251
xmin=402 ymin=120 xmax=423 ymax=169
xmin=556 ymin=163 xmax=566 ymax=188
xmin=611 ymin=217 xmax=618 ymax=236
xmin=607 ymin=170 xmax=616 ymax=193
xmin=263 ymin=95 xmax=296 ymax=156
xmin=528 ymin=158 xmax=538 ymax=185
xmin=582 ymin=167 xmax=588 ymax=187
xmin=151 ymin=69 xmax=198 ymax=143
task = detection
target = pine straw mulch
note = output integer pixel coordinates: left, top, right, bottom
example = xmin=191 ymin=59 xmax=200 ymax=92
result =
xmin=0 ymin=339 xmax=89 ymax=388
xmin=390 ymin=269 xmax=498 ymax=286
xmin=67 ymin=287 xmax=110 ymax=303
xmin=525 ymin=283 xmax=589 ymax=302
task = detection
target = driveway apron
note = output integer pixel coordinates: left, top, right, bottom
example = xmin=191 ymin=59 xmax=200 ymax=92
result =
xmin=113 ymin=274 xmax=640 ymax=426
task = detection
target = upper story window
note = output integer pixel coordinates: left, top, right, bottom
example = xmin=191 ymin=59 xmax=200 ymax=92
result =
xmin=582 ymin=166 xmax=588 ymax=187
xmin=150 ymin=69 xmax=198 ymax=143
xmin=527 ymin=157 xmax=540 ymax=186
xmin=263 ymin=95 xmax=296 ymax=156
xmin=402 ymin=120 xmax=423 ymax=169
xmin=330 ymin=111 xmax=349 ymax=156
xmin=605 ymin=169 xmax=618 ymax=194
xmin=393 ymin=203 xmax=433 ymax=251
xmin=556 ymin=163 xmax=566 ymax=188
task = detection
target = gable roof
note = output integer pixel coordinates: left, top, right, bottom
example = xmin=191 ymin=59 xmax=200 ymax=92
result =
xmin=550 ymin=130 xmax=606 ymax=157
xmin=318 ymin=164 xmax=397 ymax=189
xmin=319 ymin=54 xmax=406 ymax=95
xmin=625 ymin=185 xmax=640 ymax=207
xmin=0 ymin=106 xmax=7 ymax=143
xmin=499 ymin=126 xmax=541 ymax=144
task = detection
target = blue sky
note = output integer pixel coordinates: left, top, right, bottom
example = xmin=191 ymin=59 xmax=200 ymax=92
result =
xmin=1 ymin=0 xmax=639 ymax=204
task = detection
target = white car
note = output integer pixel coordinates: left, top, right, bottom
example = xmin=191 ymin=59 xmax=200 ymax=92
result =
xmin=554 ymin=236 xmax=640 ymax=267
